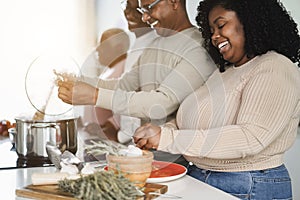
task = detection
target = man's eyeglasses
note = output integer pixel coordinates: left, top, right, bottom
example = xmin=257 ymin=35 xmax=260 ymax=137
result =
xmin=136 ymin=0 xmax=162 ymax=15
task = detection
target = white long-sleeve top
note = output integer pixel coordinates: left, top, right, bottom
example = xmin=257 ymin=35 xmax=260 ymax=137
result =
xmin=158 ymin=51 xmax=300 ymax=172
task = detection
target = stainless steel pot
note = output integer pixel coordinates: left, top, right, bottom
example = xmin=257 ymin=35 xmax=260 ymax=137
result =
xmin=15 ymin=117 xmax=78 ymax=158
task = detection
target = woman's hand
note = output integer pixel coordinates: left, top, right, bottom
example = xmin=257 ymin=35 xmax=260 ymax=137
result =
xmin=133 ymin=123 xmax=161 ymax=150
xmin=57 ymin=80 xmax=98 ymax=105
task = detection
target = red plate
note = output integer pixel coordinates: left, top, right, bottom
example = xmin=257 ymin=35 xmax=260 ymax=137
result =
xmin=147 ymin=161 xmax=187 ymax=183
xmin=104 ymin=160 xmax=187 ymax=183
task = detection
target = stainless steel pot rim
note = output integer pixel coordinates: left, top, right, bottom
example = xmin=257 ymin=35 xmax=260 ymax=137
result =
xmin=15 ymin=116 xmax=79 ymax=123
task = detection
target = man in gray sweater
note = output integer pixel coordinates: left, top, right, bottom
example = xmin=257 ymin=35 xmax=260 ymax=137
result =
xmin=57 ymin=0 xmax=216 ymax=164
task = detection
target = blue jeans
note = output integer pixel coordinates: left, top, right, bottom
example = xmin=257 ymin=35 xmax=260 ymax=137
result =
xmin=187 ymin=164 xmax=292 ymax=200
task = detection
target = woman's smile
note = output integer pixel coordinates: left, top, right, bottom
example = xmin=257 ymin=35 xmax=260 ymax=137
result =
xmin=217 ymin=40 xmax=229 ymax=54
xmin=209 ymin=6 xmax=250 ymax=66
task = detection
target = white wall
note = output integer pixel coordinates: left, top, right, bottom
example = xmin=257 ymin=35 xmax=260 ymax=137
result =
xmin=0 ymin=0 xmax=95 ymax=122
xmin=187 ymin=0 xmax=200 ymax=25
xmin=283 ymin=0 xmax=300 ymax=30
xmin=279 ymin=1 xmax=300 ymax=199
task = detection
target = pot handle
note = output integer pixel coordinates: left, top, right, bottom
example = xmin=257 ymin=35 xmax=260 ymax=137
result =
xmin=27 ymin=123 xmax=62 ymax=146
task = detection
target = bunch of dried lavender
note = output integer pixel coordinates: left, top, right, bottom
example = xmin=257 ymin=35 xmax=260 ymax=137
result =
xmin=58 ymin=170 xmax=141 ymax=200
xmin=84 ymin=139 xmax=127 ymax=156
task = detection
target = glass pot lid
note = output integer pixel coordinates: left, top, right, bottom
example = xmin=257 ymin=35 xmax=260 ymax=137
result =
xmin=25 ymin=54 xmax=81 ymax=118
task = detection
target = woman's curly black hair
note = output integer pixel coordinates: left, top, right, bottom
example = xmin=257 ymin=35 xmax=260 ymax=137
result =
xmin=196 ymin=0 xmax=300 ymax=72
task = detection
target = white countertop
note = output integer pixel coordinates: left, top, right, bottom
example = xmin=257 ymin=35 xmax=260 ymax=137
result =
xmin=0 ymin=166 xmax=238 ymax=200
xmin=0 ymin=128 xmax=238 ymax=199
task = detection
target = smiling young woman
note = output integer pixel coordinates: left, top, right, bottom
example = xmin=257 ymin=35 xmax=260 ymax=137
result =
xmin=132 ymin=0 xmax=300 ymax=199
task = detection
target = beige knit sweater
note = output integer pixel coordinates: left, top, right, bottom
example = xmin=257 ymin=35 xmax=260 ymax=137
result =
xmin=94 ymin=27 xmax=216 ymax=121
xmin=158 ymin=51 xmax=300 ymax=172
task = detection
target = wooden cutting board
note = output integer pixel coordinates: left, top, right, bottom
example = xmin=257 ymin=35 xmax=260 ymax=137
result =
xmin=16 ymin=183 xmax=168 ymax=200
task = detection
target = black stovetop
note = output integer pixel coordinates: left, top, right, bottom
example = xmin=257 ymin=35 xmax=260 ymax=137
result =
xmin=0 ymin=138 xmax=53 ymax=169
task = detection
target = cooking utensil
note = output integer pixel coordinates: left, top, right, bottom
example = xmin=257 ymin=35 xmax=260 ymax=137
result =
xmin=46 ymin=142 xmax=82 ymax=171
xmin=15 ymin=117 xmax=78 ymax=159
xmin=46 ymin=142 xmax=106 ymax=172
xmin=32 ymin=84 xmax=55 ymax=121
xmin=148 ymin=192 xmax=182 ymax=199
xmin=46 ymin=142 xmax=62 ymax=169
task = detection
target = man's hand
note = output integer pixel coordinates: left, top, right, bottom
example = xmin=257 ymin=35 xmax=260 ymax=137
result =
xmin=57 ymin=80 xmax=98 ymax=105
xmin=133 ymin=123 xmax=161 ymax=150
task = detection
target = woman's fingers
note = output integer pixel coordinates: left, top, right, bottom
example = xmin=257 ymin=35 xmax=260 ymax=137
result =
xmin=135 ymin=138 xmax=148 ymax=149
xmin=133 ymin=123 xmax=161 ymax=150
xmin=133 ymin=125 xmax=147 ymax=143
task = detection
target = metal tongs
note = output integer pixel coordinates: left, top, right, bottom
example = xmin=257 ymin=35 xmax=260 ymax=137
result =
xmin=46 ymin=142 xmax=63 ymax=169
xmin=46 ymin=142 xmax=106 ymax=172
xmin=46 ymin=142 xmax=83 ymax=170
